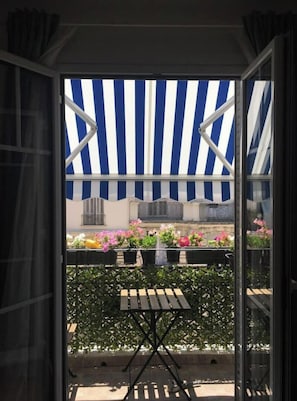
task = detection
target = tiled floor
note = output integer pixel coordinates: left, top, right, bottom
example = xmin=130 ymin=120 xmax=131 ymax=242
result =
xmin=68 ymin=355 xmax=235 ymax=401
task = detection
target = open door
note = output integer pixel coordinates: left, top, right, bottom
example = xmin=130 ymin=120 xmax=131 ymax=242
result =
xmin=0 ymin=51 xmax=64 ymax=401
xmin=235 ymin=37 xmax=284 ymax=400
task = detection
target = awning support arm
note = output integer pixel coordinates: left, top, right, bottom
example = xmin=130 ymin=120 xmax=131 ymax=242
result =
xmin=199 ymin=96 xmax=234 ymax=176
xmin=65 ymin=95 xmax=98 ymax=168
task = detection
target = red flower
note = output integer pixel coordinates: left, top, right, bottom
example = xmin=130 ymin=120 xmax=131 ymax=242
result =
xmin=178 ymin=236 xmax=190 ymax=247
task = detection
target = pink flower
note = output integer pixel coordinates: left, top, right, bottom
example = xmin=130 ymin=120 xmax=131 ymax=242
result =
xmin=95 ymin=231 xmax=120 ymax=252
xmin=214 ymin=231 xmax=233 ymax=247
xmin=189 ymin=231 xmax=204 ymax=246
xmin=253 ymin=218 xmax=266 ymax=228
xmin=178 ymin=236 xmax=190 ymax=247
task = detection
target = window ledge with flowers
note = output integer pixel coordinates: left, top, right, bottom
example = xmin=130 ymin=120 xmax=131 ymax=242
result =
xmin=66 ymin=221 xmax=235 ymax=267
xmin=177 ymin=230 xmax=234 ymax=266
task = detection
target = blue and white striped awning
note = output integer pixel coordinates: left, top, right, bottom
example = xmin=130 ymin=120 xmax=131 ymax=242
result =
xmin=246 ymin=80 xmax=272 ymax=202
xmin=65 ymin=79 xmax=235 ymax=202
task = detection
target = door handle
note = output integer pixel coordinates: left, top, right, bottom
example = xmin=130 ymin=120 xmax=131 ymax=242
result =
xmin=291 ymin=279 xmax=297 ymax=293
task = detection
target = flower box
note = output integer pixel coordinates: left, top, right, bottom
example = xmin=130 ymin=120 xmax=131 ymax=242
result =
xmin=185 ymin=248 xmax=228 ymax=266
xmin=123 ymin=250 xmax=137 ymax=264
xmin=141 ymin=250 xmax=156 ymax=267
xmin=66 ymin=250 xmax=117 ymax=265
xmin=246 ymin=248 xmax=270 ymax=268
xmin=166 ymin=249 xmax=180 ymax=264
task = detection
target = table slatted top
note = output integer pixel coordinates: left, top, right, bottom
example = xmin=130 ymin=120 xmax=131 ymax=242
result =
xmin=246 ymin=288 xmax=272 ymax=316
xmin=120 ymin=288 xmax=191 ymax=312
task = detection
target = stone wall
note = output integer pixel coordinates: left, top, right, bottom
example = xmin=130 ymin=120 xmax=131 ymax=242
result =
xmin=141 ymin=222 xmax=234 ymax=240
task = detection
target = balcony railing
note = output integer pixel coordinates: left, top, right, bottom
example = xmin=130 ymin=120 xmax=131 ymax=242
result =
xmin=66 ymin=264 xmax=235 ymax=352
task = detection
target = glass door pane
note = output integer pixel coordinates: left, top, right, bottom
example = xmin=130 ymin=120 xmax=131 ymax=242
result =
xmin=244 ymin=59 xmax=273 ymax=400
xmin=0 ymin=53 xmax=63 ymax=401
xmin=236 ymin=38 xmax=284 ymax=401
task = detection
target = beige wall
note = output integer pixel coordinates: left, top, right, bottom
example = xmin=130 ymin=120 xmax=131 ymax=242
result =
xmin=66 ymin=198 xmax=131 ymax=233
xmin=183 ymin=203 xmax=200 ymax=221
xmin=67 ymin=198 xmax=234 ymax=237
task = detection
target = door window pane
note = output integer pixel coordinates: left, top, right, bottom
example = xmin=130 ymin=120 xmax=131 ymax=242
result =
xmin=0 ymin=61 xmax=55 ymax=401
xmin=244 ymin=60 xmax=273 ymax=399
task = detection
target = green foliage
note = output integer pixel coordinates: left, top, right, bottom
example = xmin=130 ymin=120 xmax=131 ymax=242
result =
xmin=246 ymin=218 xmax=272 ymax=249
xmin=159 ymin=224 xmax=180 ymax=247
xmin=246 ymin=233 xmax=271 ymax=248
xmin=140 ymin=234 xmax=157 ymax=248
xmin=67 ymin=264 xmax=235 ymax=352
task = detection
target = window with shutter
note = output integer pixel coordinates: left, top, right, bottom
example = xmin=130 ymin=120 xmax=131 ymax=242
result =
xmin=82 ymin=198 xmax=105 ymax=225
xmin=138 ymin=200 xmax=183 ymax=220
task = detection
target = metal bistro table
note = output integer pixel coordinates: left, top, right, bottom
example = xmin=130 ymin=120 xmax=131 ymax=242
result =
xmin=120 ymin=288 xmax=192 ymax=400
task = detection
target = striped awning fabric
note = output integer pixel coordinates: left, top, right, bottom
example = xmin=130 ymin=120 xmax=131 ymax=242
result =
xmin=246 ymin=80 xmax=272 ymax=202
xmin=65 ymin=79 xmax=235 ymax=202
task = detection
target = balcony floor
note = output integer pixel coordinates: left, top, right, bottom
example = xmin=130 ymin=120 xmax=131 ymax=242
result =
xmin=68 ymin=354 xmax=235 ymax=401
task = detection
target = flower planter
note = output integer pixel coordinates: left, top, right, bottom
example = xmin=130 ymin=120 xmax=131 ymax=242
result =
xmin=123 ymin=250 xmax=137 ymax=264
xmin=185 ymin=248 xmax=227 ymax=266
xmin=66 ymin=250 xmax=78 ymax=265
xmin=166 ymin=249 xmax=180 ymax=264
xmin=88 ymin=250 xmax=117 ymax=265
xmin=66 ymin=250 xmax=117 ymax=265
xmin=246 ymin=249 xmax=270 ymax=268
xmin=74 ymin=250 xmax=89 ymax=265
xmin=141 ymin=250 xmax=156 ymax=267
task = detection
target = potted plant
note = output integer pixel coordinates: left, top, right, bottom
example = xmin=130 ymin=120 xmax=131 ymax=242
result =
xmin=178 ymin=231 xmax=208 ymax=265
xmin=140 ymin=230 xmax=157 ymax=267
xmin=179 ymin=231 xmax=225 ymax=266
xmin=246 ymin=218 xmax=271 ymax=249
xmin=93 ymin=231 xmax=119 ymax=265
xmin=68 ymin=233 xmax=86 ymax=249
xmin=159 ymin=224 xmax=180 ymax=264
xmin=66 ymin=233 xmax=87 ymax=265
xmin=122 ymin=219 xmax=144 ymax=264
xmin=246 ymin=218 xmax=271 ymax=270
xmin=212 ymin=231 xmax=234 ymax=248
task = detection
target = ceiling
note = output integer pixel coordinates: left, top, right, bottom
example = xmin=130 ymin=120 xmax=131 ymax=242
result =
xmin=1 ymin=1 xmax=297 ymax=26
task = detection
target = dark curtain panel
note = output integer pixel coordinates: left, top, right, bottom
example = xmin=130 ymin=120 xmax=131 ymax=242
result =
xmin=242 ymin=11 xmax=297 ymax=55
xmin=0 ymin=9 xmax=60 ymax=401
xmin=242 ymin=11 xmax=297 ymax=401
xmin=6 ymin=9 xmax=59 ymax=61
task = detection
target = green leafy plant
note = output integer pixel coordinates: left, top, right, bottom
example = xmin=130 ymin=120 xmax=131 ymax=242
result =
xmin=140 ymin=232 xmax=157 ymax=248
xmin=188 ymin=231 xmax=205 ymax=246
xmin=121 ymin=219 xmax=145 ymax=248
xmin=212 ymin=231 xmax=234 ymax=248
xmin=247 ymin=218 xmax=272 ymax=248
xmin=159 ymin=224 xmax=180 ymax=247
xmin=66 ymin=264 xmax=235 ymax=352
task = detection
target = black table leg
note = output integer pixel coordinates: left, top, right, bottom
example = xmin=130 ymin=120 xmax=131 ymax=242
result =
xmin=123 ymin=311 xmax=191 ymax=401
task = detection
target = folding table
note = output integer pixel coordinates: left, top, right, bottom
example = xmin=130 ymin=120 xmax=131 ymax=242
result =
xmin=120 ymin=287 xmax=191 ymax=400
xmin=246 ymin=287 xmax=272 ymax=393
